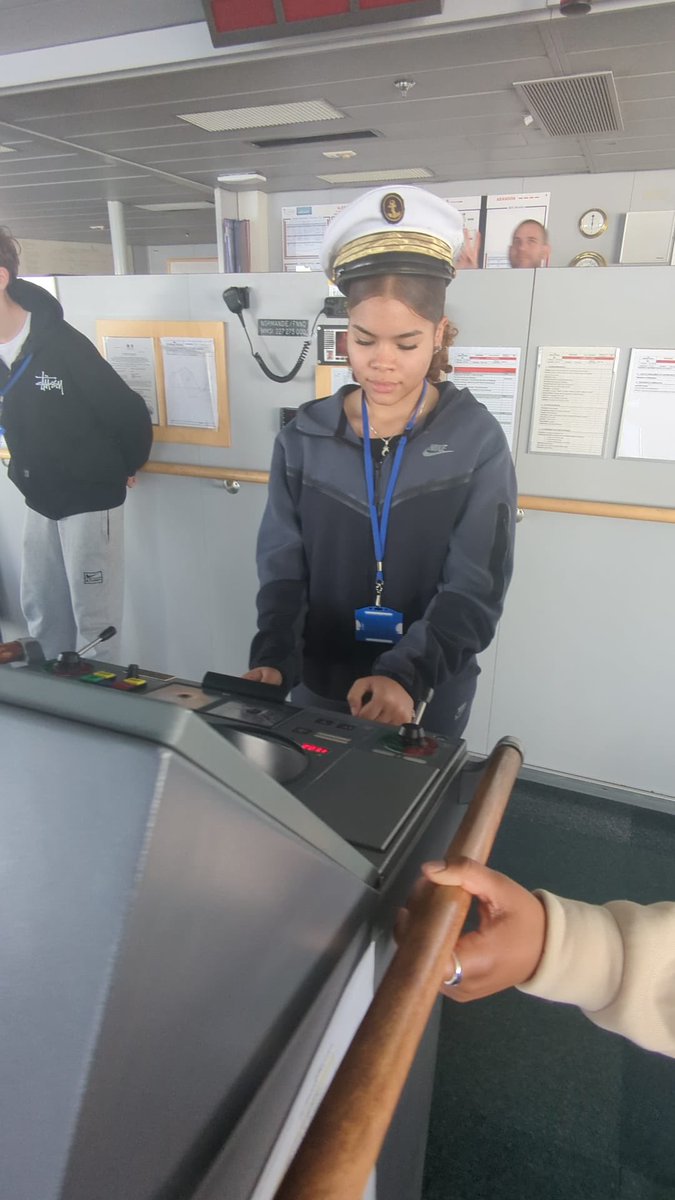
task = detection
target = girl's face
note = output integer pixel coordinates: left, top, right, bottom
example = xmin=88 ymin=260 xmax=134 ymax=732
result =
xmin=346 ymin=294 xmax=445 ymax=410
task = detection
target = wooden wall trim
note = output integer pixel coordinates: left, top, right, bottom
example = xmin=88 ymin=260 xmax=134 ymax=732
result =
xmin=140 ymin=461 xmax=270 ymax=486
xmin=519 ymin=495 xmax=675 ymax=524
xmin=2 ymin=450 xmax=674 ymax=524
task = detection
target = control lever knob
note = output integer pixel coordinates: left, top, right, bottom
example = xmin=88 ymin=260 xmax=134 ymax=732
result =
xmin=397 ymin=721 xmax=426 ymax=747
xmin=54 ymin=650 xmax=82 ymax=673
xmin=397 ymin=687 xmax=434 ymax=747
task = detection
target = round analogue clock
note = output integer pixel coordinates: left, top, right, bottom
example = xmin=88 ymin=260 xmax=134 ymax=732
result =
xmin=579 ymin=209 xmax=608 ymax=238
xmin=570 ymin=251 xmax=607 ymax=267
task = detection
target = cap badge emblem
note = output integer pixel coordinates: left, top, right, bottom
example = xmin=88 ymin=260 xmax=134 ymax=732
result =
xmin=381 ymin=193 xmax=405 ymax=224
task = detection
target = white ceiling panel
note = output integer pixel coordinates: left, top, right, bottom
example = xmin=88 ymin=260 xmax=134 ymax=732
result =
xmin=0 ymin=0 xmax=203 ymax=54
xmin=618 ymin=72 xmax=675 ymax=101
xmin=620 ymin=94 xmax=675 ymax=118
xmin=556 ymin=3 xmax=675 ymax=53
xmin=0 ymin=2 xmax=674 ymax=245
xmin=568 ymin=43 xmax=675 ymax=76
xmin=594 ymin=149 xmax=675 ymax=171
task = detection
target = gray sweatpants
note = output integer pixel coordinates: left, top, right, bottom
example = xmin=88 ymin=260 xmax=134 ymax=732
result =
xmin=20 ymin=506 xmax=124 ymax=660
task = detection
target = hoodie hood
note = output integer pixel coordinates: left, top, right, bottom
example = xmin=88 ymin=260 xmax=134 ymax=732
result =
xmin=8 ymin=278 xmax=64 ymax=346
xmin=294 ymin=381 xmax=460 ymax=442
xmin=294 ymin=388 xmax=353 ymax=438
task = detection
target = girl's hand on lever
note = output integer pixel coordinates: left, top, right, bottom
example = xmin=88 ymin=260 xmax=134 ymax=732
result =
xmin=348 ymin=675 xmax=414 ymax=725
xmin=242 ymin=667 xmax=283 ymax=686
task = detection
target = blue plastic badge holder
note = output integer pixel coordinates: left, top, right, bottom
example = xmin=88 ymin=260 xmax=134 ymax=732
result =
xmin=355 ymin=605 xmax=404 ymax=644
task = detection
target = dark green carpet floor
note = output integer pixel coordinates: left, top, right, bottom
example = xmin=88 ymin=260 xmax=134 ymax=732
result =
xmin=422 ymin=781 xmax=675 ymax=1200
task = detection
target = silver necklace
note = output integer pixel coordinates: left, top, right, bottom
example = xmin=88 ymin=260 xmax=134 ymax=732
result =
xmin=366 ymin=392 xmax=427 ymax=457
xmin=368 ymin=424 xmax=395 ymax=456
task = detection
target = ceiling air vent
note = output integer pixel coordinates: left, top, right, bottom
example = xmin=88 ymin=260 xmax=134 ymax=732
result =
xmin=178 ymin=100 xmax=344 ymax=132
xmin=513 ymin=72 xmax=623 ymax=137
xmin=249 ymin=130 xmax=379 ymax=150
xmin=317 ymin=167 xmax=433 ymax=184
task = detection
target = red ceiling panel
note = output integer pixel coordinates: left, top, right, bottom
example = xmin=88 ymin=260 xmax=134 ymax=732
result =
xmin=210 ymin=0 xmax=277 ymax=32
xmin=283 ymin=0 xmax=351 ymax=20
xmin=203 ymin=0 xmax=442 ymax=46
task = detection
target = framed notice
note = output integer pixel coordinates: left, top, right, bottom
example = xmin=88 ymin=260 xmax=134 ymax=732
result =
xmin=97 ymin=320 xmax=230 ymax=446
xmin=102 ymin=336 xmax=159 ymax=424
xmin=483 ymin=192 xmax=550 ymax=269
xmin=616 ymin=348 xmax=675 ymax=462
xmin=282 ymin=204 xmax=345 ymax=272
xmin=450 ymin=346 xmax=522 ymax=451
xmin=529 ymin=346 xmax=618 ymax=457
xmin=316 ymin=364 xmax=355 ymax=397
xmin=317 ymin=324 xmax=349 ymax=364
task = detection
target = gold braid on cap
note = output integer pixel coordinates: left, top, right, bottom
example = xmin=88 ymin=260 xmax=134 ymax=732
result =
xmin=332 ymin=230 xmax=455 ymax=279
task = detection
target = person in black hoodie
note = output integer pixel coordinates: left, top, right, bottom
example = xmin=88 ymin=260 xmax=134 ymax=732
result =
xmin=0 ymin=228 xmax=152 ymax=659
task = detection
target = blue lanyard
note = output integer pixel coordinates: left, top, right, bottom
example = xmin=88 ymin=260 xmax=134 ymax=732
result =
xmin=362 ymin=380 xmax=427 ymax=605
xmin=0 ymin=353 xmax=33 ymax=439
xmin=0 ymin=352 xmax=33 ymax=402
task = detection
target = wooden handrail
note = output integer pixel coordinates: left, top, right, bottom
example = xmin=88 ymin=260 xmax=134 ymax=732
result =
xmin=3 ymin=448 xmax=674 ymax=524
xmin=141 ymin=461 xmax=270 ymax=485
xmin=274 ymin=737 xmax=524 ymax=1200
xmin=519 ymin=494 xmax=675 ymax=524
xmin=138 ymin=466 xmax=675 ymax=524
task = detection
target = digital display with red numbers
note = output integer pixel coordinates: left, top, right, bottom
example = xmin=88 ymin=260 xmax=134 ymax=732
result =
xmin=301 ymin=743 xmax=329 ymax=755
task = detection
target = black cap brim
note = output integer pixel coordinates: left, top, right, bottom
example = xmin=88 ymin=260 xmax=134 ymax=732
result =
xmin=334 ymin=252 xmax=455 ymax=294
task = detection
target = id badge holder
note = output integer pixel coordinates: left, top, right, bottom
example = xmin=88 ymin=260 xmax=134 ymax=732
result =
xmin=355 ymin=605 xmax=404 ymax=644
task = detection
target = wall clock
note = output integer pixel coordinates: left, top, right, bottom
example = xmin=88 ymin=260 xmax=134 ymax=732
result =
xmin=570 ymin=251 xmax=607 ymax=267
xmin=579 ymin=209 xmax=608 ymax=238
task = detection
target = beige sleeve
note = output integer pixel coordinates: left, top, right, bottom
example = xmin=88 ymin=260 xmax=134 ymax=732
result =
xmin=518 ymin=891 xmax=675 ymax=1058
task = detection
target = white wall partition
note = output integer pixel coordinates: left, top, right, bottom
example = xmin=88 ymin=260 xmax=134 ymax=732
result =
xmin=1 ymin=265 xmax=674 ymax=799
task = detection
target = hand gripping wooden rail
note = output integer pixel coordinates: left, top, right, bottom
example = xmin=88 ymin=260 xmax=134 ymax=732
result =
xmin=273 ymin=736 xmax=524 ymax=1200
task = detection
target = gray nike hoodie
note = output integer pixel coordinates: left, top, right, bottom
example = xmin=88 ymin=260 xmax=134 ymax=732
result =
xmin=250 ymin=381 xmax=517 ymax=706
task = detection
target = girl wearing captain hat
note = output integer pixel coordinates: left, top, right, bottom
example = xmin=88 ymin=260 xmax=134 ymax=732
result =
xmin=245 ymin=186 xmax=517 ymax=736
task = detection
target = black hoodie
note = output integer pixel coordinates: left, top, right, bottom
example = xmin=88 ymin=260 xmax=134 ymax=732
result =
xmin=0 ymin=279 xmax=153 ymax=519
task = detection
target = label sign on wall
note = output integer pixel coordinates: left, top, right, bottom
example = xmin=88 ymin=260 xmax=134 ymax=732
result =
xmin=258 ymin=319 xmax=309 ymax=337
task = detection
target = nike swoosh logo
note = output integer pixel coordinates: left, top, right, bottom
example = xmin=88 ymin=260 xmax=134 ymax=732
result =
xmin=422 ymin=447 xmax=454 ymax=457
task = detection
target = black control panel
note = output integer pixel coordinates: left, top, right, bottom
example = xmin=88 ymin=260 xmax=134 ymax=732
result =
xmin=19 ymin=658 xmax=465 ymax=873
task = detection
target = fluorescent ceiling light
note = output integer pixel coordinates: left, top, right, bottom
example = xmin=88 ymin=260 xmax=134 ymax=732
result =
xmin=217 ymin=172 xmax=267 ymax=183
xmin=178 ymin=99 xmax=344 ymax=132
xmin=318 ymin=167 xmax=433 ymax=184
xmin=135 ymin=201 xmax=215 ymax=211
xmin=322 ymin=150 xmax=357 ymax=159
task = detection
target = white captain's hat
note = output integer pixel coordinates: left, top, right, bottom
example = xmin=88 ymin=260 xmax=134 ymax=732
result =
xmin=321 ymin=185 xmax=465 ymax=293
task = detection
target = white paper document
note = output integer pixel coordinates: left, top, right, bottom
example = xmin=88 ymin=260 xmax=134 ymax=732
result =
xmin=282 ymin=204 xmax=345 ymax=271
xmin=483 ymin=192 xmax=550 ymax=269
xmin=616 ymin=348 xmax=675 ymax=461
xmin=103 ymin=336 xmax=159 ymax=424
xmin=445 ymin=194 xmax=482 ymax=233
xmin=450 ymin=347 xmax=521 ymax=450
xmin=529 ymin=346 xmax=618 ymax=456
xmin=160 ymin=337 xmax=218 ymax=429
xmin=327 ymin=365 xmax=355 ymax=392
